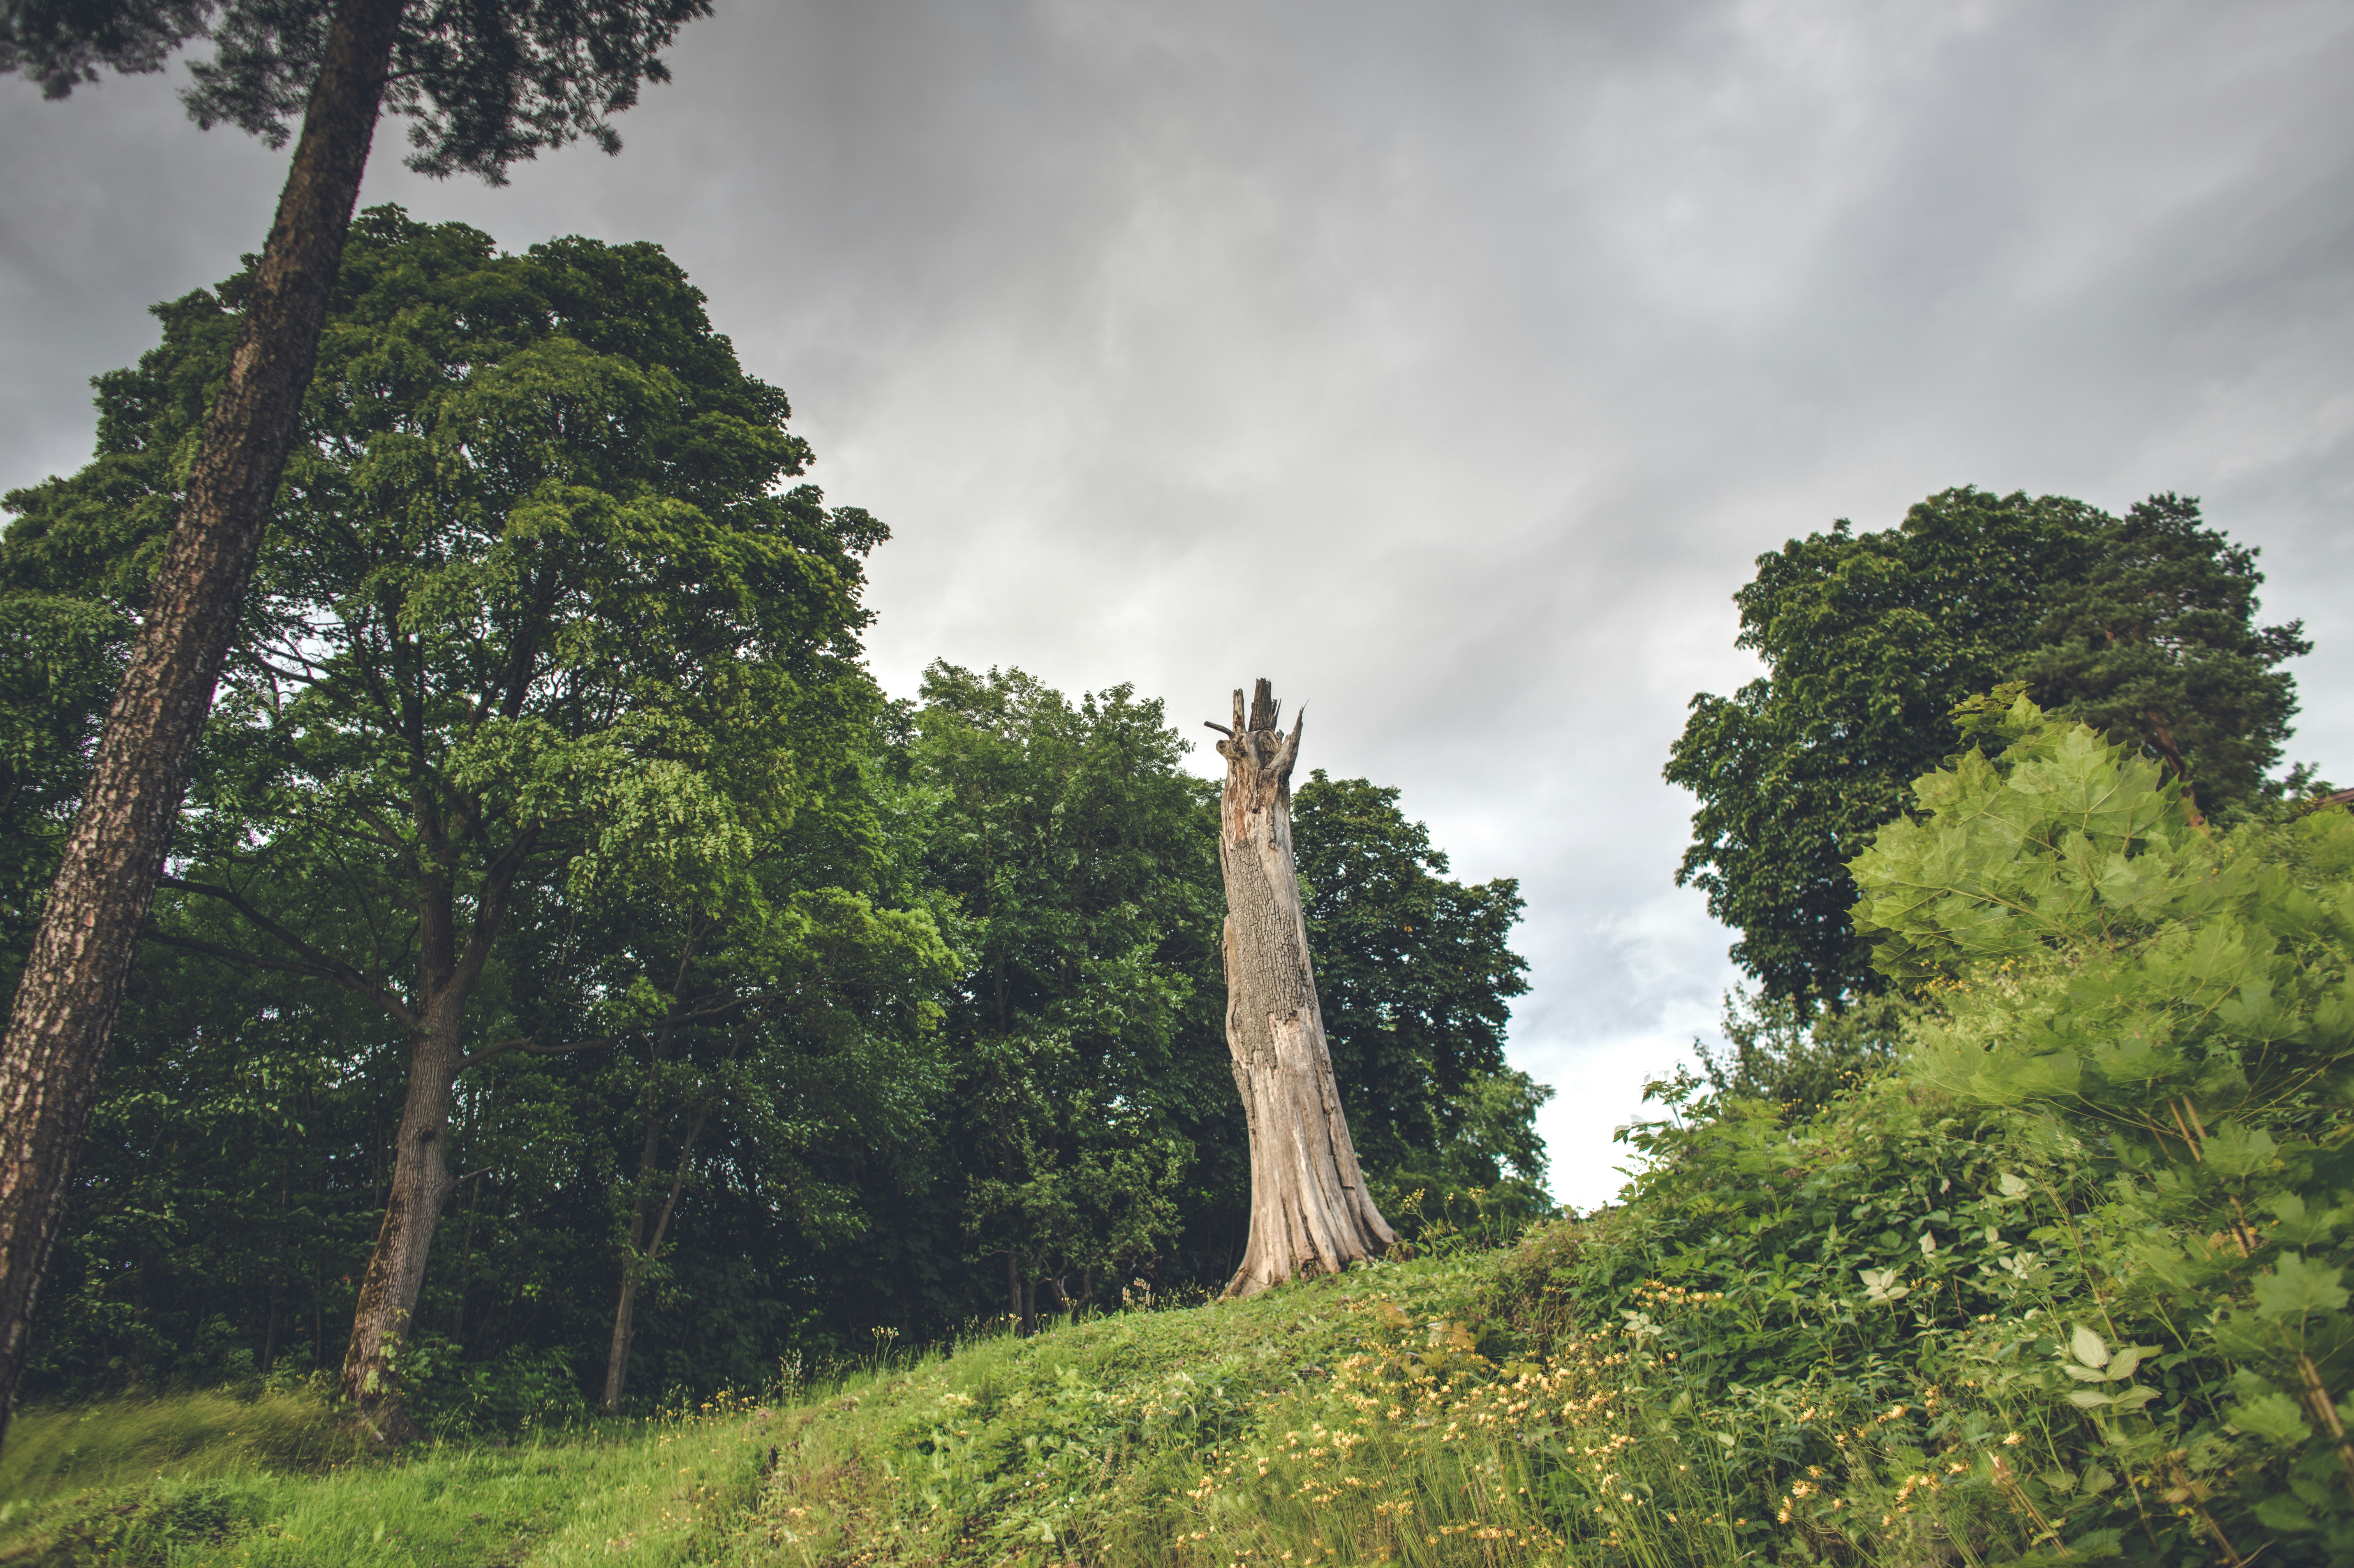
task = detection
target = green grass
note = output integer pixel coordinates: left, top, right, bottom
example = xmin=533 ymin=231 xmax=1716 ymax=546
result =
xmin=0 ymin=1386 xmax=359 ymax=1506
xmin=0 ymin=1238 xmax=2067 ymax=1566
xmin=0 ymin=1254 xmax=1588 ymax=1567
xmin=718 ymin=1235 xmax=2065 ymax=1568
xmin=0 ymin=1387 xmax=775 ymax=1567
xmin=22 ymin=720 xmax=2345 ymax=1565
xmin=733 ymin=1253 xmax=1573 ymax=1566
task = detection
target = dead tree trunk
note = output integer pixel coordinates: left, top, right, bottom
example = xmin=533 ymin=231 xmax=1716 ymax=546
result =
xmin=1209 ymin=679 xmax=1395 ymax=1298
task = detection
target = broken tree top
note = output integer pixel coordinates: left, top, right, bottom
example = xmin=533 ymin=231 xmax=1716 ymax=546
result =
xmin=1205 ymin=678 xmax=1306 ymax=807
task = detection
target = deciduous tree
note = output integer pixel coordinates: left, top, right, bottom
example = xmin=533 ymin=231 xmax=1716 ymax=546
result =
xmin=2017 ymin=493 xmax=2307 ymax=823
xmin=4 ymin=210 xmax=881 ymax=1437
xmin=1665 ymin=487 xmax=2307 ymax=1011
xmin=0 ymin=0 xmax=713 ymax=1446
xmin=1290 ymin=772 xmax=1532 ymax=1173
xmin=583 ymin=861 xmax=954 ymax=1412
xmin=911 ymin=664 xmax=1216 ymax=1332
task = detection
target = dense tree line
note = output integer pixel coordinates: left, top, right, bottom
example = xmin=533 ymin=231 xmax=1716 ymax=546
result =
xmin=0 ymin=212 xmax=1540 ymax=1421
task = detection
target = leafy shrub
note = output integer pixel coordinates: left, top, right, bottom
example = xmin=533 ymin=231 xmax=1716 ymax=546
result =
xmin=396 ymin=1335 xmax=590 ymax=1436
xmin=1683 ymin=988 xmax=1910 ymax=1117
xmin=1488 ymin=695 xmax=2354 ymax=1565
xmin=1857 ymin=694 xmax=2354 ymax=1560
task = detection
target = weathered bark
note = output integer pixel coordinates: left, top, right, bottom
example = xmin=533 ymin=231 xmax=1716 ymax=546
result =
xmin=0 ymin=0 xmax=406 ymax=1450
xmin=1209 ymin=680 xmax=1395 ymax=1299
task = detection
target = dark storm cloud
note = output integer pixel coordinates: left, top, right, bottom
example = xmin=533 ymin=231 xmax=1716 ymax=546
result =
xmin=6 ymin=0 xmax=2351 ymax=1203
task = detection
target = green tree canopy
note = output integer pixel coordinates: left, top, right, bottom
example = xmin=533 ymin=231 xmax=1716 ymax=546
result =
xmin=1289 ymin=771 xmax=1539 ymax=1204
xmin=0 ymin=1 xmax=721 ymax=1441
xmin=8 ymin=641 xmax=1546 ymax=1397
xmin=2 ymin=0 xmax=709 ymax=179
xmin=1665 ymin=486 xmax=2308 ymax=1010
xmin=2018 ymin=493 xmax=2307 ymax=819
xmin=0 ymin=592 xmax=120 ymax=985
xmin=902 ymin=664 xmax=1223 ymax=1329
xmin=2 ymin=205 xmax=904 ymax=1431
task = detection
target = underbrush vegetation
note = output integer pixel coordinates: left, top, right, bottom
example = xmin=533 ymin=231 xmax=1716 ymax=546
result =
xmin=725 ymin=697 xmax=2353 ymax=1566
xmin=1484 ymin=696 xmax=2354 ymax=1568
xmin=5 ymin=696 xmax=2346 ymax=1566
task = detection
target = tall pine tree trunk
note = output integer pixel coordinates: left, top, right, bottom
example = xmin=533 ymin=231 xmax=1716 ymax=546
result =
xmin=0 ymin=0 xmax=406 ymax=1450
xmin=1210 ymin=680 xmax=1395 ymax=1298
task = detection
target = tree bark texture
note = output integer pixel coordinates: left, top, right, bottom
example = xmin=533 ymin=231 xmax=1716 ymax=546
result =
xmin=341 ymin=1004 xmax=462 ymax=1441
xmin=1211 ymin=680 xmax=1396 ymax=1298
xmin=0 ymin=0 xmax=406 ymax=1451
xmin=602 ymin=1239 xmax=645 ymax=1413
xmin=338 ymin=863 xmax=511 ymax=1439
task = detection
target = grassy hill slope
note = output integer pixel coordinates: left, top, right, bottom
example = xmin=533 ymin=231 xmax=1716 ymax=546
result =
xmin=0 ymin=1228 xmax=2111 ymax=1568
xmin=2 ymin=1247 xmax=1592 ymax=1567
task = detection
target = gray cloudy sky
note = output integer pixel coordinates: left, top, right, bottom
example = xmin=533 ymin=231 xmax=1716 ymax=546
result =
xmin=5 ymin=0 xmax=2351 ymax=1207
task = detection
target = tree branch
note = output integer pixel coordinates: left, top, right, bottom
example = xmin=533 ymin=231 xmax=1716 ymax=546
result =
xmin=460 ymin=1033 xmax=617 ymax=1069
xmin=456 ymin=990 xmax=775 ymax=1074
xmin=155 ymin=879 xmax=419 ymax=1031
